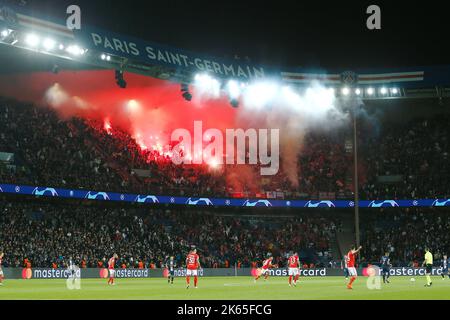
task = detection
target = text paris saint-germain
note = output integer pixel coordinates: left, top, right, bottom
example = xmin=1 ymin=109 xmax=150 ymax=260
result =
xmin=90 ymin=33 xmax=266 ymax=79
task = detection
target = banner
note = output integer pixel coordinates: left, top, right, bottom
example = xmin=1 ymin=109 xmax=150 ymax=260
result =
xmin=3 ymin=267 xmax=447 ymax=279
xmin=75 ymin=27 xmax=267 ymax=81
xmin=1 ymin=183 xmax=450 ymax=209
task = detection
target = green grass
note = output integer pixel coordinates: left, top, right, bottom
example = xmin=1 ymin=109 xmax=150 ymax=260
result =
xmin=0 ymin=276 xmax=449 ymax=300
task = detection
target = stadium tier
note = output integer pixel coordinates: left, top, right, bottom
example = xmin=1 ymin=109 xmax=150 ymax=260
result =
xmin=1 ymin=96 xmax=449 ymax=200
xmin=0 ymin=199 xmax=339 ymax=268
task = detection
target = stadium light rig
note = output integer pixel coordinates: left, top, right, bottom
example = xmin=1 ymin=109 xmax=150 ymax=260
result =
xmin=181 ymin=83 xmax=192 ymax=101
xmin=101 ymin=53 xmax=111 ymax=61
xmin=25 ymin=33 xmax=39 ymax=47
xmin=115 ymin=69 xmax=127 ymax=88
xmin=194 ymin=73 xmax=221 ymax=98
xmin=43 ymin=38 xmax=56 ymax=51
xmin=226 ymin=80 xmax=241 ymax=108
xmin=16 ymin=31 xmax=89 ymax=59
xmin=341 ymin=87 xmax=350 ymax=96
xmin=1 ymin=29 xmax=10 ymax=38
xmin=333 ymin=85 xmax=402 ymax=100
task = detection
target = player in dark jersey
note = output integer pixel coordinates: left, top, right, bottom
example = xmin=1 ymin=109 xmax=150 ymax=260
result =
xmin=342 ymin=255 xmax=349 ymax=280
xmin=380 ymin=252 xmax=392 ymax=284
xmin=0 ymin=252 xmax=4 ymax=286
xmin=441 ymin=254 xmax=449 ymax=280
xmin=166 ymin=256 xmax=176 ymax=284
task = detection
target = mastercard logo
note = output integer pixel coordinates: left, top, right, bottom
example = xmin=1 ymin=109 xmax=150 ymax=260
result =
xmin=22 ymin=268 xmax=32 ymax=279
xmin=362 ymin=266 xmax=377 ymax=277
xmin=99 ymin=268 xmax=109 ymax=278
xmin=251 ymin=268 xmax=262 ymax=277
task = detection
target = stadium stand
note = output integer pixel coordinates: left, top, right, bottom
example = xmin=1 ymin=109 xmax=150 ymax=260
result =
xmin=360 ymin=208 xmax=450 ymax=266
xmin=2 ymin=97 xmax=450 ymax=199
xmin=0 ymin=199 xmax=339 ymax=268
xmin=0 ymin=97 xmax=353 ymax=198
xmin=360 ymin=114 xmax=450 ymax=199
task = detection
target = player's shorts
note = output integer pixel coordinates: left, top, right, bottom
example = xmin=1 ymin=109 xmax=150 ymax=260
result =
xmin=348 ymin=267 xmax=357 ymax=277
xmin=169 ymin=270 xmax=175 ymax=276
xmin=108 ymin=269 xmax=115 ymax=278
xmin=186 ymin=269 xmax=198 ymax=276
xmin=425 ymin=264 xmax=432 ymax=274
xmin=442 ymin=268 xmax=448 ymax=275
xmin=288 ymin=268 xmax=299 ymax=276
xmin=382 ymin=267 xmax=390 ymax=274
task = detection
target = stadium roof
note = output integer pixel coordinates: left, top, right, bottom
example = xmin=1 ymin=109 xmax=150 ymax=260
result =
xmin=1 ymin=1 xmax=450 ymax=100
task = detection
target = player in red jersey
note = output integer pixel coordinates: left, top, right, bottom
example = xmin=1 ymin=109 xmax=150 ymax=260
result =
xmin=254 ymin=254 xmax=274 ymax=282
xmin=0 ymin=252 xmax=4 ymax=286
xmin=346 ymin=245 xmax=362 ymax=289
xmin=107 ymin=253 xmax=118 ymax=285
xmin=186 ymin=248 xmax=200 ymax=289
xmin=287 ymin=252 xmax=300 ymax=287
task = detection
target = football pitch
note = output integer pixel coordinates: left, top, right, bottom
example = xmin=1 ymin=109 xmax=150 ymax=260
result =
xmin=0 ymin=276 xmax=449 ymax=300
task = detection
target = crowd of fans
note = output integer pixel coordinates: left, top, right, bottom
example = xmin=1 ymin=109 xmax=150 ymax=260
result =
xmin=0 ymin=200 xmax=339 ymax=268
xmin=360 ymin=114 xmax=450 ymax=199
xmin=0 ymin=97 xmax=354 ymax=198
xmin=0 ymin=98 xmax=125 ymax=191
xmin=1 ymin=198 xmax=448 ymax=269
xmin=1 ymin=97 xmax=450 ymax=199
xmin=360 ymin=208 xmax=450 ymax=266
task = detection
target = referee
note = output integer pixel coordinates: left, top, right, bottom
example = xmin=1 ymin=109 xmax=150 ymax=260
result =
xmin=422 ymin=247 xmax=433 ymax=287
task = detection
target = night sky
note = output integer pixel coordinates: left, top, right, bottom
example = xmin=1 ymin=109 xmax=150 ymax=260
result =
xmin=9 ymin=0 xmax=450 ymax=71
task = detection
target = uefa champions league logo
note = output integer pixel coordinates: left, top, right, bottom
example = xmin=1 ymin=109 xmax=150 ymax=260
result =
xmin=242 ymin=200 xmax=272 ymax=207
xmin=85 ymin=191 xmax=110 ymax=200
xmin=185 ymin=198 xmax=213 ymax=206
xmin=134 ymin=195 xmax=159 ymax=203
xmin=432 ymin=199 xmax=450 ymax=207
xmin=32 ymin=187 xmax=59 ymax=197
xmin=304 ymin=200 xmax=335 ymax=208
xmin=368 ymin=200 xmax=399 ymax=208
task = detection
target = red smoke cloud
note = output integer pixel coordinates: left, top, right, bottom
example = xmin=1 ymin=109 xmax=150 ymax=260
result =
xmin=0 ymin=70 xmax=264 ymax=192
xmin=0 ymin=70 xmax=348 ymax=193
xmin=0 ymin=70 xmax=237 ymax=136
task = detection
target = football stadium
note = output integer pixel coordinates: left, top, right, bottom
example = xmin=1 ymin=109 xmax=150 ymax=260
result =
xmin=0 ymin=0 xmax=449 ymax=305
